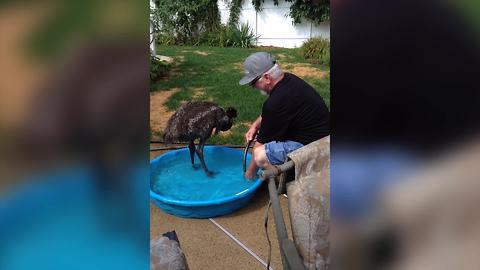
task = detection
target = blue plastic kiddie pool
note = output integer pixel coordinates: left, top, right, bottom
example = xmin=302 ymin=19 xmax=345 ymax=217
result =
xmin=150 ymin=146 xmax=262 ymax=218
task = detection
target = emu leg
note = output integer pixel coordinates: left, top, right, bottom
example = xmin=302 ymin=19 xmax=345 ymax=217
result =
xmin=188 ymin=140 xmax=199 ymax=169
xmin=196 ymin=139 xmax=214 ymax=177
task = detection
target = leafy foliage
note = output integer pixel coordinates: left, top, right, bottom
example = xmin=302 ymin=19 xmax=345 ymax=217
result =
xmin=300 ymin=37 xmax=330 ymax=65
xmin=150 ymin=56 xmax=171 ymax=85
xmin=252 ymin=0 xmax=330 ymax=25
xmin=152 ymin=0 xmax=220 ymax=45
xmin=198 ymin=23 xmax=257 ymax=48
xmin=227 ymin=0 xmax=244 ymax=27
xmin=286 ymin=0 xmax=330 ymax=24
xmin=226 ymin=23 xmax=258 ymax=48
xmin=252 ymin=0 xmax=265 ymax=12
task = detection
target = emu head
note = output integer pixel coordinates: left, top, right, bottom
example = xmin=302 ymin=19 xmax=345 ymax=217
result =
xmin=218 ymin=107 xmax=237 ymax=131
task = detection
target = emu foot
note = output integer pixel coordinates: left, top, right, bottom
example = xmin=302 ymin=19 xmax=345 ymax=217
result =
xmin=192 ymin=164 xmax=201 ymax=170
xmin=204 ymin=170 xmax=217 ymax=178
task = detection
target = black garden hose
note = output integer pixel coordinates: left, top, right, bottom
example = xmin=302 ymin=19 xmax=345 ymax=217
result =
xmin=243 ymin=139 xmax=255 ymax=173
xmin=150 ymin=144 xmax=246 ymax=151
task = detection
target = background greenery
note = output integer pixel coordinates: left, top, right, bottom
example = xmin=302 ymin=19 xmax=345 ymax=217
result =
xmin=151 ymin=45 xmax=330 ymax=145
xmin=150 ymin=1 xmax=331 ymax=145
xmin=300 ymin=37 xmax=330 ymax=65
xmin=151 ymin=0 xmax=330 ymax=47
xmin=252 ymin=0 xmax=330 ymax=24
xmin=151 ymin=0 xmax=220 ymax=45
xmin=150 ymin=56 xmax=171 ymax=84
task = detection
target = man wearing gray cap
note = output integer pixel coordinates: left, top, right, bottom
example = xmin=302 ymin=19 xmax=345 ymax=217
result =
xmin=240 ymin=52 xmax=330 ymax=179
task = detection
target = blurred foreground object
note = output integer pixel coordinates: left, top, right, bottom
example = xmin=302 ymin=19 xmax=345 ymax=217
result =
xmin=19 ymin=40 xmax=148 ymax=165
xmin=381 ymin=141 xmax=480 ymax=270
xmin=331 ymin=139 xmax=480 ymax=270
xmin=0 ymin=0 xmax=149 ymax=269
xmin=1 ymin=0 xmax=148 ymax=181
xmin=332 ymin=0 xmax=480 ymax=269
xmin=333 ymin=0 xmax=480 ymax=151
xmin=150 ymin=231 xmax=190 ymax=270
xmin=287 ymin=136 xmax=330 ymax=270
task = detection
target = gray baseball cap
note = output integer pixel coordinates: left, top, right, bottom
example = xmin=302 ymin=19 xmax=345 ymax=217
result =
xmin=239 ymin=52 xmax=276 ymax=85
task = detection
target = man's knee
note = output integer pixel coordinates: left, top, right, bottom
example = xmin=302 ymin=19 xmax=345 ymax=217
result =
xmin=253 ymin=145 xmax=270 ymax=168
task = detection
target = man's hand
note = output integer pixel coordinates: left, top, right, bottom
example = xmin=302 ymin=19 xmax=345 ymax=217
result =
xmin=245 ymin=126 xmax=258 ymax=143
xmin=244 ymin=169 xmax=257 ymax=180
xmin=245 ymin=116 xmax=261 ymax=143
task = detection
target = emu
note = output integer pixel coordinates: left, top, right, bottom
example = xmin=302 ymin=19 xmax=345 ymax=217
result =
xmin=164 ymin=101 xmax=237 ymax=177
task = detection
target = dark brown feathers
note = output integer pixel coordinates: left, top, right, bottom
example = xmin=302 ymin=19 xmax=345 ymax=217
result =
xmin=163 ymin=102 xmax=237 ymax=144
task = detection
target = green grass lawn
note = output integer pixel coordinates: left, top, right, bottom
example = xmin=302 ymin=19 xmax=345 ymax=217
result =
xmin=152 ymin=45 xmax=330 ymax=145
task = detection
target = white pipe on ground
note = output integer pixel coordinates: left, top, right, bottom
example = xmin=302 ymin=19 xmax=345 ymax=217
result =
xmin=209 ymin=218 xmax=274 ymax=270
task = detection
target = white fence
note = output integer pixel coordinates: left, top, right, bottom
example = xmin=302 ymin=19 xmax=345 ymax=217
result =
xmin=218 ymin=0 xmax=330 ymax=48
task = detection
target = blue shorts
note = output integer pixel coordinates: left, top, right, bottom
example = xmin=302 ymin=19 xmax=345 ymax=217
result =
xmin=264 ymin=140 xmax=304 ymax=165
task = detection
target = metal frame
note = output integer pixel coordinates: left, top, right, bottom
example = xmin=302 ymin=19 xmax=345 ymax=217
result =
xmin=260 ymin=161 xmax=305 ymax=270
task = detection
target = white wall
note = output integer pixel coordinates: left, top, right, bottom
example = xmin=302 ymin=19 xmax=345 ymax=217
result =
xmin=218 ymin=0 xmax=330 ymax=48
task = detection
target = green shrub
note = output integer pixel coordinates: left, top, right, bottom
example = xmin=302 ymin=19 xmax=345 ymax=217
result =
xmin=229 ymin=23 xmax=258 ymax=48
xmin=150 ymin=56 xmax=171 ymax=85
xmin=300 ymin=37 xmax=330 ymax=65
xmin=156 ymin=33 xmax=177 ymax=46
xmin=197 ymin=25 xmax=226 ymax=46
xmin=198 ymin=23 xmax=257 ymax=48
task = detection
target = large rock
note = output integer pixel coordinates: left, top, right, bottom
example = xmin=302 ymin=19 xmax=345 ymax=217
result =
xmin=155 ymin=55 xmax=174 ymax=64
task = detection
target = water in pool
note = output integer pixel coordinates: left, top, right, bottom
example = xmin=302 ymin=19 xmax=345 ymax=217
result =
xmin=151 ymin=146 xmax=258 ymax=202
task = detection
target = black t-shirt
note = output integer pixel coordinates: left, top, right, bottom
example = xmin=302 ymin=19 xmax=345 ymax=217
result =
xmin=257 ymin=73 xmax=330 ymax=145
